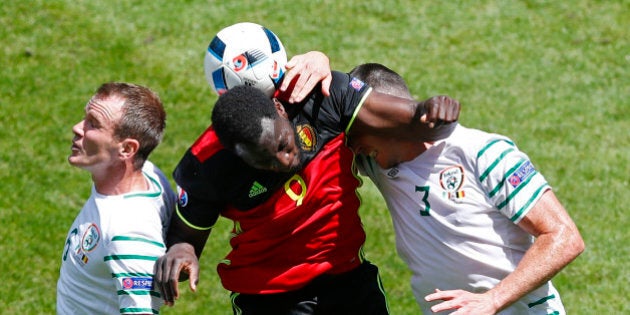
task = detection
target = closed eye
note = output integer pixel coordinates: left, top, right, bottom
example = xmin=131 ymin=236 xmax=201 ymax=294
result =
xmin=278 ymin=140 xmax=288 ymax=152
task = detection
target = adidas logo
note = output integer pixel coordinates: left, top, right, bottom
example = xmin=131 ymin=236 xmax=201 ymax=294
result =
xmin=248 ymin=181 xmax=268 ymax=198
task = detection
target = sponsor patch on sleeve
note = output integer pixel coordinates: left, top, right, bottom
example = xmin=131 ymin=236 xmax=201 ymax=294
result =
xmin=349 ymin=77 xmax=365 ymax=91
xmin=122 ymin=277 xmax=153 ymax=290
xmin=508 ymin=161 xmax=535 ymax=188
xmin=177 ymin=186 xmax=188 ymax=207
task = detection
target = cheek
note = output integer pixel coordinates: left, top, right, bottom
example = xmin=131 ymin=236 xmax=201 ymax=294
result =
xmin=376 ymin=154 xmax=389 ymax=168
xmin=82 ymin=133 xmax=100 ymax=153
xmin=83 ymin=132 xmax=115 ymax=156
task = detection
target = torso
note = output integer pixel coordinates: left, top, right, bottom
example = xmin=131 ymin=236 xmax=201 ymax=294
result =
xmin=357 ymin=124 xmax=565 ymax=314
xmin=174 ymin=71 xmax=374 ymax=293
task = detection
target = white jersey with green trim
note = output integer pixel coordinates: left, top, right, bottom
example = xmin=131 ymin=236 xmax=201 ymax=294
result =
xmin=57 ymin=161 xmax=176 ymax=315
xmin=357 ymin=124 xmax=566 ymax=314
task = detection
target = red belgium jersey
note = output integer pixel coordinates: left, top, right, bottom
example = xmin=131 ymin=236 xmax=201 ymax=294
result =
xmin=173 ymin=71 xmax=372 ymax=294
xmin=218 ymin=134 xmax=365 ymax=293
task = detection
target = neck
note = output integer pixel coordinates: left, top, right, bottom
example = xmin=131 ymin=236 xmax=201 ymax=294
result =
xmin=92 ymin=164 xmax=147 ymax=195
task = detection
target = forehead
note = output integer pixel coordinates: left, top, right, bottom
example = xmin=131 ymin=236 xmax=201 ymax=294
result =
xmin=233 ymin=116 xmax=292 ymax=168
xmin=232 ymin=118 xmax=279 ymax=165
xmin=85 ymin=96 xmax=125 ymax=121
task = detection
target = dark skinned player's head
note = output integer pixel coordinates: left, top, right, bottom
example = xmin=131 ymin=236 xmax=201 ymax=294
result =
xmin=212 ymin=85 xmax=302 ymax=172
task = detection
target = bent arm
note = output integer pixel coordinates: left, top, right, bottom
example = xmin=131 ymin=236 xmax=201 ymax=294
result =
xmin=427 ymin=190 xmax=585 ymax=313
xmin=349 ymin=91 xmax=460 ymax=141
xmin=489 ymin=189 xmax=585 ymax=310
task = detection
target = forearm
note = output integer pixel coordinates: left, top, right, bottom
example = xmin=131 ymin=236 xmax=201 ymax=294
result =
xmin=353 ymin=92 xmax=459 ymax=142
xmin=488 ymin=226 xmax=584 ymax=311
xmin=165 ymin=214 xmax=211 ymax=258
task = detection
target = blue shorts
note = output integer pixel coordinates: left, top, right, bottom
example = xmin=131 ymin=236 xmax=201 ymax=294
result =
xmin=231 ymin=261 xmax=389 ymax=315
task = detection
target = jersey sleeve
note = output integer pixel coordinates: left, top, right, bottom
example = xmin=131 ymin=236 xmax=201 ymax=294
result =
xmin=105 ymin=201 xmax=168 ymax=314
xmin=475 ymin=136 xmax=551 ymax=223
xmin=172 ymin=149 xmax=222 ymax=229
xmin=321 ymin=71 xmax=372 ymax=133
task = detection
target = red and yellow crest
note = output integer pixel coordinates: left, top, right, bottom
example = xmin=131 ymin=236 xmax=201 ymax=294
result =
xmin=296 ymin=124 xmax=316 ymax=152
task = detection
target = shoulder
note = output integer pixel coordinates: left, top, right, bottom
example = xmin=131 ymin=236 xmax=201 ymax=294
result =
xmin=447 ymin=125 xmax=515 ymax=156
xmin=329 ymin=70 xmax=370 ymax=94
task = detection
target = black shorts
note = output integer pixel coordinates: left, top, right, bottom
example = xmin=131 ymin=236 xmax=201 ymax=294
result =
xmin=231 ymin=261 xmax=389 ymax=315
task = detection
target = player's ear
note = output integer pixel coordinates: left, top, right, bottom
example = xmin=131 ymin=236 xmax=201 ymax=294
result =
xmin=119 ymin=138 xmax=140 ymax=159
xmin=273 ymin=98 xmax=288 ymax=118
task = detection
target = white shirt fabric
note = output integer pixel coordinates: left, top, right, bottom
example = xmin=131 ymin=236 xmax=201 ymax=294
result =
xmin=57 ymin=161 xmax=176 ymax=314
xmin=356 ymin=124 xmax=566 ymax=314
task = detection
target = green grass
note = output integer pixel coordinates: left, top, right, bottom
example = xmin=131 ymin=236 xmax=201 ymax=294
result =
xmin=1 ymin=0 xmax=628 ymax=314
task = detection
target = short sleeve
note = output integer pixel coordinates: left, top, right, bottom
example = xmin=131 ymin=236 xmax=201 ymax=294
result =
xmin=475 ymin=137 xmax=550 ymax=223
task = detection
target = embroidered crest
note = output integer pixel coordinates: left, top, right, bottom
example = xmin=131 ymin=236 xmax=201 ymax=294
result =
xmin=440 ymin=165 xmax=466 ymax=200
xmin=296 ymin=124 xmax=316 ymax=152
xmin=81 ymin=223 xmax=100 ymax=252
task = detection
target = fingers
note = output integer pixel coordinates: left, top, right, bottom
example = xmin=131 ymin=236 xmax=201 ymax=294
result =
xmin=155 ymin=255 xmax=180 ymax=306
xmin=188 ymin=264 xmax=199 ymax=293
xmin=319 ymin=73 xmax=332 ymax=97
xmin=422 ymin=95 xmax=461 ymax=127
xmin=422 ymin=98 xmax=439 ymax=125
xmin=280 ymin=51 xmax=331 ymax=103
xmin=445 ymin=96 xmax=461 ymax=121
xmin=155 ymin=256 xmax=172 ymax=306
xmin=425 ymin=289 xmax=459 ymax=313
xmin=279 ymin=58 xmax=299 ymax=93
xmin=424 ymin=288 xmax=450 ymax=302
xmin=289 ymin=71 xmax=332 ymax=103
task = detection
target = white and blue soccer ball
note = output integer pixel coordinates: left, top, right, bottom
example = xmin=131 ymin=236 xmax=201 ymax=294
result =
xmin=204 ymin=22 xmax=287 ymax=97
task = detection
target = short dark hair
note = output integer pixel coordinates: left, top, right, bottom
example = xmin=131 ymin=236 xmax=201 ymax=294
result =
xmin=94 ymin=82 xmax=166 ymax=170
xmin=349 ymin=63 xmax=411 ymax=98
xmin=212 ymin=85 xmax=278 ymax=151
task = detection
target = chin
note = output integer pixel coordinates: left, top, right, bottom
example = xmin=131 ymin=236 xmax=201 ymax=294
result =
xmin=378 ymin=160 xmax=397 ymax=169
xmin=67 ymin=155 xmax=78 ymax=165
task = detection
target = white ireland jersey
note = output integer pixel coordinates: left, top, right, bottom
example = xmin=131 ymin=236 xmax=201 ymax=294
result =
xmin=357 ymin=124 xmax=565 ymax=314
xmin=57 ymin=161 xmax=176 ymax=315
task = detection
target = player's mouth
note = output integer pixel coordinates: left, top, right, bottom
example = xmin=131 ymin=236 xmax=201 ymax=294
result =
xmin=71 ymin=142 xmax=82 ymax=153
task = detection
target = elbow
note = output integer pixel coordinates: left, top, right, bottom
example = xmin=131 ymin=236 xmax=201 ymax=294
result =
xmin=564 ymin=228 xmax=585 ymax=262
xmin=573 ymin=233 xmax=586 ymax=258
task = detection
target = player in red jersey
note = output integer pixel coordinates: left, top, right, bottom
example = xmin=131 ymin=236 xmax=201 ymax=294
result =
xmin=156 ymin=64 xmax=459 ymax=313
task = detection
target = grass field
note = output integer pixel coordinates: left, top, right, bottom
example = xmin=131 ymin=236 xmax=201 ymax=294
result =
xmin=1 ymin=0 xmax=628 ymax=314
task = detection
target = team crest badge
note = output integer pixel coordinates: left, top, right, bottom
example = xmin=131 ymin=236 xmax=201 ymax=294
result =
xmin=296 ymin=124 xmax=316 ymax=152
xmin=439 ymin=165 xmax=466 ymax=200
xmin=81 ymin=223 xmax=100 ymax=252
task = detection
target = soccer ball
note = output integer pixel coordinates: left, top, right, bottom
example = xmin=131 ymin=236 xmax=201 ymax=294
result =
xmin=204 ymin=22 xmax=287 ymax=97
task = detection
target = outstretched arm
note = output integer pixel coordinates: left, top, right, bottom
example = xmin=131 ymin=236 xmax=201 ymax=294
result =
xmin=425 ymin=190 xmax=585 ymax=314
xmin=279 ymin=51 xmax=332 ymax=103
xmin=349 ymin=91 xmax=460 ymax=141
xmin=154 ymin=214 xmax=211 ymax=307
